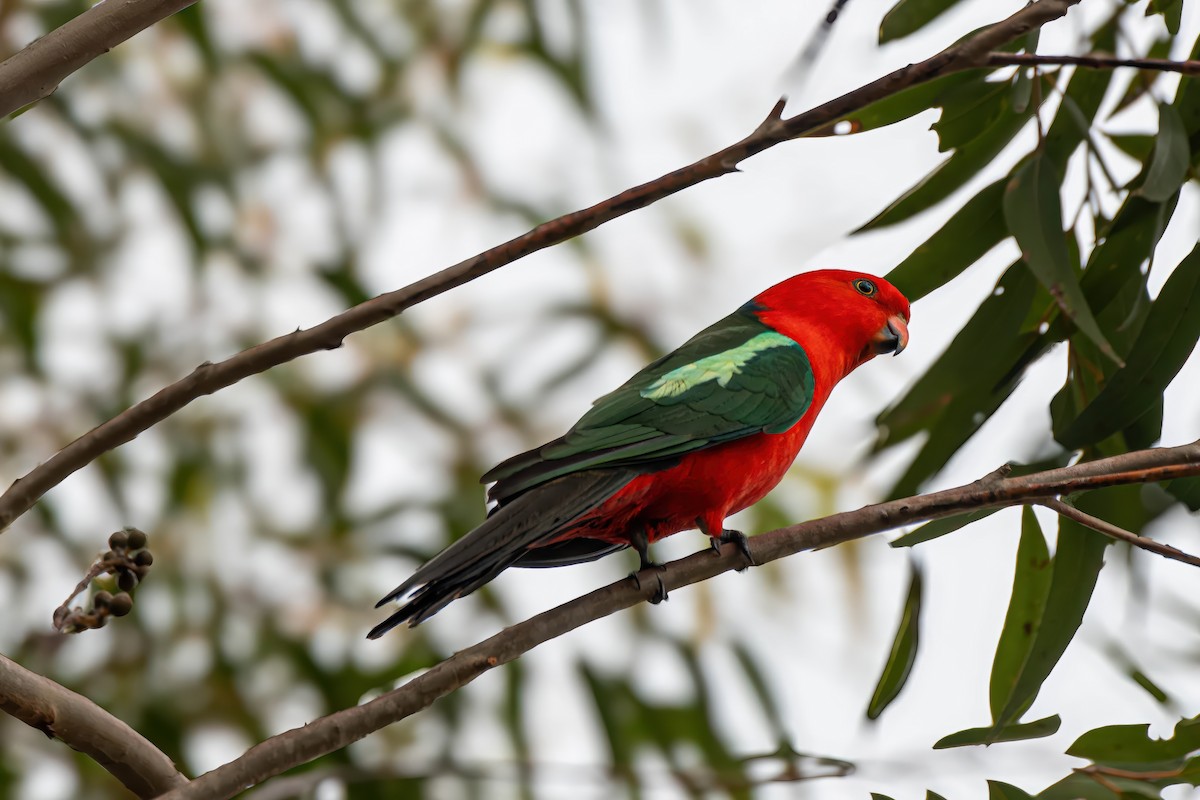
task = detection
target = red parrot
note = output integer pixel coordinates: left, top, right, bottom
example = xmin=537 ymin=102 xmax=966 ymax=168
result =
xmin=368 ymin=269 xmax=910 ymax=636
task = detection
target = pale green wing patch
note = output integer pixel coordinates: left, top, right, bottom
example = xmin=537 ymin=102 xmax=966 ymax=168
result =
xmin=640 ymin=331 xmax=798 ymax=400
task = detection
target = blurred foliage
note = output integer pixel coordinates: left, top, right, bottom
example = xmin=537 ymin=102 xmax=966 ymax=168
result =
xmin=0 ymin=0 xmax=1196 ymax=799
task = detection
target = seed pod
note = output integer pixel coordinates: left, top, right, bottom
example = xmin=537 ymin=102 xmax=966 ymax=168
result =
xmin=117 ymin=570 xmax=138 ymax=592
xmin=93 ymin=590 xmax=113 ymax=609
xmin=134 ymin=550 xmax=153 ymax=567
xmin=125 ymin=529 xmax=148 ymax=550
xmin=108 ymin=531 xmax=128 ymax=551
xmin=109 ymin=593 xmax=133 ymax=617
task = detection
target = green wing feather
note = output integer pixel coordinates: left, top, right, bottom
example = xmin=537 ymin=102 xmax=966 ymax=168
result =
xmin=484 ymin=306 xmax=815 ymax=504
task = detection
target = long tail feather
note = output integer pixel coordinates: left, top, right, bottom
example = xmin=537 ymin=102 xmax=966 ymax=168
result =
xmin=368 ymin=469 xmax=636 ymax=636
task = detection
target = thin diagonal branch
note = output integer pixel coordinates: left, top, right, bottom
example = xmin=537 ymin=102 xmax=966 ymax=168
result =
xmin=0 ymin=654 xmax=187 ymax=798
xmin=987 ymin=52 xmax=1200 ymax=75
xmin=0 ymin=0 xmax=1082 ymax=535
xmin=157 ymin=438 xmax=1200 ymax=800
xmin=1041 ymin=497 xmax=1200 ymax=568
xmin=0 ymin=0 xmax=201 ymax=119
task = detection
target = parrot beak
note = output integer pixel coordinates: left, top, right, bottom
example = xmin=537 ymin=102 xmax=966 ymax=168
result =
xmin=872 ymin=314 xmax=909 ymax=357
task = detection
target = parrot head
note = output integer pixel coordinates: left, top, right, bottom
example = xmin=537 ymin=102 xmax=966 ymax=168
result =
xmin=749 ymin=269 xmax=911 ymax=378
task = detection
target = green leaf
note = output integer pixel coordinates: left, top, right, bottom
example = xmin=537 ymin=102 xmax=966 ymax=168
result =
xmin=928 ymin=792 xmax=949 ymax=800
xmin=1068 ymin=716 xmax=1200 ymax=771
xmin=990 ymin=508 xmax=1054 ymax=720
xmin=987 ymin=781 xmax=1036 ymax=800
xmin=886 ymin=180 xmax=1007 ymax=302
xmin=1147 ymin=0 xmax=1183 ymax=35
xmin=891 ymin=508 xmax=1000 ymax=548
xmin=933 ymin=79 xmax=1012 ymax=152
xmin=879 ymin=0 xmax=964 ymax=43
xmin=859 ymin=76 xmax=1045 ymax=231
xmin=1011 ymin=29 xmax=1041 ymax=115
xmin=1138 ymin=103 xmax=1191 ymax=202
xmin=1165 ymin=477 xmax=1200 ymax=511
xmin=995 ymin=504 xmax=1108 ymax=728
xmin=866 ymin=563 xmax=923 ymax=720
xmin=1130 ymin=670 xmax=1171 ymax=705
xmin=876 ymin=263 xmax=1039 ymax=451
xmin=1056 ymin=243 xmax=1200 ymax=449
xmin=1004 ymin=153 xmax=1122 ymax=366
xmin=934 ymin=716 xmax=1061 ymax=749
xmin=1109 ymin=134 xmax=1156 ymax=162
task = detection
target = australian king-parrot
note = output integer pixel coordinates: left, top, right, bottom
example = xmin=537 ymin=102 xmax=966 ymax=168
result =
xmin=368 ymin=269 xmax=910 ymax=636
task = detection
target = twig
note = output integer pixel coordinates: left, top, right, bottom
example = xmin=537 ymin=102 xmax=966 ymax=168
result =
xmin=157 ymin=439 xmax=1200 ymax=800
xmin=0 ymin=654 xmax=187 ymax=798
xmin=0 ymin=0 xmax=201 ymax=118
xmin=0 ymin=0 xmax=1082 ymax=535
xmin=988 ymin=53 xmax=1200 ymax=75
xmin=782 ymin=0 xmax=855 ymax=98
xmin=1041 ymin=498 xmax=1200 ymax=568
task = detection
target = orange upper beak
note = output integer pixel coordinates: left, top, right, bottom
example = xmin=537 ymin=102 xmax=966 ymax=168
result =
xmin=872 ymin=314 xmax=909 ymax=357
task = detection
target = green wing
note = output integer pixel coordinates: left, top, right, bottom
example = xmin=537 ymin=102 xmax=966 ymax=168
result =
xmin=484 ymin=306 xmax=815 ymax=503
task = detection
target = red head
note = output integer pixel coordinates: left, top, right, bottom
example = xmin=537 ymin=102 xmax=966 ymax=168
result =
xmin=749 ymin=269 xmax=911 ymax=392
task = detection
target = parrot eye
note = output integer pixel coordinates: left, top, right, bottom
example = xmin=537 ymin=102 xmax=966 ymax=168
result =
xmin=853 ymin=278 xmax=878 ymax=297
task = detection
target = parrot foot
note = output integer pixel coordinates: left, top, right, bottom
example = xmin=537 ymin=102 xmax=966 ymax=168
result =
xmin=629 ymin=567 xmax=669 ymax=604
xmin=629 ymin=529 xmax=668 ymax=603
xmin=710 ymin=529 xmax=755 ymax=570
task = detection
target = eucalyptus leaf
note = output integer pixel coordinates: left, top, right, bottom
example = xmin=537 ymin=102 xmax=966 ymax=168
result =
xmin=866 ymin=564 xmax=923 ymax=720
xmin=1004 ymin=153 xmax=1122 ymax=365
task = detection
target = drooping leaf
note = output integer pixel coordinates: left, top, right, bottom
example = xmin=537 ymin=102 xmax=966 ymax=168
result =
xmin=1004 ymin=152 xmax=1122 ymax=366
xmin=885 ymin=180 xmax=1007 ymax=302
xmin=866 ymin=563 xmax=923 ymax=720
xmin=990 ymin=508 xmax=1054 ymax=721
xmin=891 ymin=508 xmax=1000 ymax=548
xmin=1137 ymin=103 xmax=1191 ymax=202
xmin=934 ymin=715 xmax=1061 ymax=749
xmin=1056 ymin=243 xmax=1200 ymax=449
xmin=1147 ymin=0 xmax=1184 ymax=35
xmin=876 ymin=263 xmax=1039 ymax=451
xmin=879 ymin=0 xmax=965 ymax=43
xmin=994 ymin=503 xmax=1109 ymax=728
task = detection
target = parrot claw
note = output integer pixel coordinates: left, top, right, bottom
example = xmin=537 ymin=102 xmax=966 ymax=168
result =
xmin=716 ymin=529 xmax=755 ymax=570
xmin=628 ymin=565 xmax=668 ymax=603
xmin=629 ymin=528 xmax=668 ymax=603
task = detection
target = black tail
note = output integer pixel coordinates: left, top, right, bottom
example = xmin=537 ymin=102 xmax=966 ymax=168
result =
xmin=367 ymin=469 xmax=636 ymax=637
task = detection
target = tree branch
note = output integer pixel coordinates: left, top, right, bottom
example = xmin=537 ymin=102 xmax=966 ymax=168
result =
xmin=0 ymin=0 xmax=1082 ymax=535
xmin=0 ymin=653 xmax=187 ymax=798
xmin=0 ymin=0 xmax=201 ymax=119
xmin=156 ymin=439 xmax=1200 ymax=800
xmin=1041 ymin=497 xmax=1200 ymax=568
xmin=987 ymin=52 xmax=1200 ymax=75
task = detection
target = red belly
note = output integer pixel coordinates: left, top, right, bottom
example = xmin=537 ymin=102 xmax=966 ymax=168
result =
xmin=551 ymin=417 xmax=817 ymax=547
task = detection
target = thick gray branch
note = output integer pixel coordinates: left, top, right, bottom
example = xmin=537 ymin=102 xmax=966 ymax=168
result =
xmin=0 ymin=653 xmax=187 ymax=798
xmin=0 ymin=0 xmax=200 ymax=119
